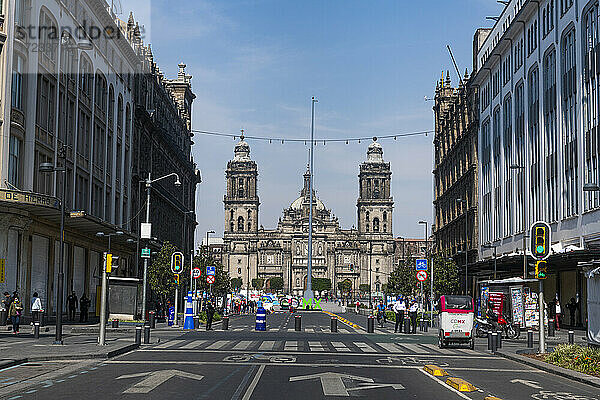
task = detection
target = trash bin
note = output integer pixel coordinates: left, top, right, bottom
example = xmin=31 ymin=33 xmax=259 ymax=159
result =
xmin=0 ymin=310 xmax=7 ymax=326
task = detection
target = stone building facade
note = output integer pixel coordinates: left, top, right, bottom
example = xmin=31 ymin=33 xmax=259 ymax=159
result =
xmin=222 ymin=137 xmax=395 ymax=296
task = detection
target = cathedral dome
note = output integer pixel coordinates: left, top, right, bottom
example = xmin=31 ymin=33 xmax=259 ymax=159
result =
xmin=233 ymin=137 xmax=251 ymax=161
xmin=290 ymin=195 xmax=325 ymax=211
xmin=367 ymin=137 xmax=383 ymax=163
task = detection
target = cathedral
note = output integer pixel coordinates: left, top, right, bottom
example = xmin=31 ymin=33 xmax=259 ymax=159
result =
xmin=222 ymin=137 xmax=395 ymax=296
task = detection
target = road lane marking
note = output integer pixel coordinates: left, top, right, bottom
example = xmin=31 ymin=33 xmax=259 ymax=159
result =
xmin=180 ymin=340 xmax=207 ymax=349
xmin=353 ymin=342 xmax=377 ymax=352
xmin=306 ymin=328 xmax=315 ymax=333
xmin=155 ymin=339 xmax=185 ymax=349
xmin=331 ymin=341 xmax=351 ymax=352
xmin=206 ymin=340 xmax=230 ymax=350
xmin=233 ymin=341 xmax=253 ymax=350
xmin=258 ymin=341 xmax=276 ymax=351
xmin=117 ymin=370 xmax=204 ymax=393
xmin=242 ymin=365 xmax=265 ymax=400
xmin=417 ymin=369 xmax=472 ymax=400
xmin=284 ymin=341 xmax=298 ymax=351
xmin=422 ymin=343 xmax=454 ymax=354
xmin=376 ymin=342 xmax=405 ymax=353
xmin=309 ymin=341 xmax=325 ymax=351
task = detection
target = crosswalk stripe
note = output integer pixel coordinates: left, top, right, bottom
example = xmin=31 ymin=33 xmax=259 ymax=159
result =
xmin=305 ymin=328 xmax=315 ymax=333
xmin=308 ymin=341 xmax=325 ymax=351
xmin=180 ymin=340 xmax=206 ymax=349
xmin=284 ymin=341 xmax=298 ymax=351
xmin=233 ymin=341 xmax=253 ymax=350
xmin=401 ymin=343 xmax=427 ymax=353
xmin=258 ymin=341 xmax=276 ymax=351
xmin=155 ymin=339 xmax=185 ymax=349
xmin=421 ymin=343 xmax=453 ymax=354
xmin=339 ymin=329 xmax=351 ymax=333
xmin=206 ymin=340 xmax=229 ymax=350
xmin=353 ymin=342 xmax=377 ymax=353
xmin=331 ymin=341 xmax=350 ymax=352
xmin=376 ymin=342 xmax=404 ymax=353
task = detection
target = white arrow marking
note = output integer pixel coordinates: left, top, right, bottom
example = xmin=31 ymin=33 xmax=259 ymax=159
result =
xmin=289 ymin=372 xmax=373 ymax=396
xmin=510 ymin=379 xmax=542 ymax=389
xmin=117 ymin=370 xmax=204 ymax=393
xmin=347 ymin=383 xmax=405 ymax=391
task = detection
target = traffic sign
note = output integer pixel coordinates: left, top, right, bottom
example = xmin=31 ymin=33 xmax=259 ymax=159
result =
xmin=416 ymin=270 xmax=428 ymax=282
xmin=206 ymin=275 xmax=215 ymax=284
xmin=141 ymin=248 xmax=151 ymax=259
xmin=192 ymin=267 xmax=201 ymax=279
xmin=171 ymin=252 xmax=183 ymax=274
xmin=415 ymin=259 xmax=428 ymax=271
xmin=206 ymin=265 xmax=216 ymax=276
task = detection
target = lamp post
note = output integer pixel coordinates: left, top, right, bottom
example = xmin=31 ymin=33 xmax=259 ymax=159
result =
xmin=510 ymin=164 xmax=527 ymax=278
xmin=39 ymin=145 xmax=68 ymax=345
xmin=95 ymin=231 xmax=123 ymax=346
xmin=482 ymin=243 xmax=498 ymax=280
xmin=305 ymin=96 xmax=318 ymax=303
xmin=418 ymin=220 xmax=430 ymax=315
xmin=141 ymin=173 xmax=181 ymax=320
xmin=204 ymin=229 xmax=215 ymax=296
xmin=456 ymin=198 xmax=468 ymax=294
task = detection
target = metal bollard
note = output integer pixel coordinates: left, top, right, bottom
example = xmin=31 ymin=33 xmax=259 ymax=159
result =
xmin=491 ymin=332 xmax=498 ymax=352
xmin=295 ymin=315 xmax=302 ymax=331
xmin=135 ymin=326 xmax=142 ymax=345
xmin=548 ymin=319 xmax=555 ymax=337
xmin=331 ymin=317 xmax=338 ymax=333
xmin=487 ymin=332 xmax=493 ymax=350
xmin=527 ymin=330 xmax=534 ymax=348
xmin=34 ymin=322 xmax=40 ymax=339
xmin=367 ymin=316 xmax=374 ymax=333
xmin=149 ymin=312 xmax=156 ymax=329
xmin=403 ymin=319 xmax=410 ymax=334
xmin=222 ymin=316 xmax=229 ymax=330
xmin=143 ymin=325 xmax=150 ymax=344
xmin=112 ymin=319 xmax=119 ymax=328
xmin=568 ymin=330 xmax=574 ymax=345
xmin=0 ymin=310 xmax=7 ymax=326
xmin=496 ymin=330 xmax=502 ymax=349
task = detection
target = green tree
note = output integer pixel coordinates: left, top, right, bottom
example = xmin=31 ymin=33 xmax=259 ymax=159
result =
xmin=338 ymin=279 xmax=352 ymax=295
xmin=192 ymin=254 xmax=231 ymax=295
xmin=252 ymin=278 xmax=264 ymax=290
xmin=312 ymin=278 xmax=331 ymax=292
xmin=268 ymin=277 xmax=284 ymax=292
xmin=231 ymin=277 xmax=242 ymax=291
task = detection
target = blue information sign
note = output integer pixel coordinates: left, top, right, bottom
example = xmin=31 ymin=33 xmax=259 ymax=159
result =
xmin=416 ymin=258 xmax=428 ymax=271
xmin=207 ymin=266 xmax=216 ymax=276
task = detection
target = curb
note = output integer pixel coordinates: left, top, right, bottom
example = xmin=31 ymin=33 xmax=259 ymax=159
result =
xmin=1 ymin=343 xmax=139 ymax=365
xmin=496 ymin=350 xmax=600 ymax=389
xmin=322 ymin=311 xmax=363 ymax=331
xmin=0 ymin=359 xmax=28 ymax=370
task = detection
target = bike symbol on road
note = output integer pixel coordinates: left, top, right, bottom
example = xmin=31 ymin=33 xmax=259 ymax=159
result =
xmin=289 ymin=372 xmax=405 ymax=396
xmin=223 ymin=353 xmax=296 ymax=363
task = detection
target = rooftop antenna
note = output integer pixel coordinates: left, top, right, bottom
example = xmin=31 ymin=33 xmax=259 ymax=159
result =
xmin=446 ymin=45 xmax=464 ymax=86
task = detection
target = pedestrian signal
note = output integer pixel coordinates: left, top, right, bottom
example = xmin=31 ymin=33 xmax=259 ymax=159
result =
xmin=106 ymin=253 xmax=112 ymax=273
xmin=171 ymin=252 xmax=183 ymax=274
xmin=174 ymin=274 xmax=180 ymax=285
xmin=530 ymin=221 xmax=551 ymax=260
xmin=535 ymin=260 xmax=548 ymax=280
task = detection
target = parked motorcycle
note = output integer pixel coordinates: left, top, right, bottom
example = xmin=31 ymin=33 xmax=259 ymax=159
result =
xmin=475 ymin=314 xmax=520 ymax=339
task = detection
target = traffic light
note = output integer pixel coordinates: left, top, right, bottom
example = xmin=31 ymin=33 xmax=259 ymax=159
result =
xmin=530 ymin=222 xmax=551 ymax=261
xmin=535 ymin=260 xmax=548 ymax=279
xmin=174 ymin=274 xmax=180 ymax=285
xmin=171 ymin=252 xmax=183 ymax=274
xmin=350 ymin=264 xmax=354 ymax=272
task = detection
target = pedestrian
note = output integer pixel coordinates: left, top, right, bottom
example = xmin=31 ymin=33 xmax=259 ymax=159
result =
xmin=31 ymin=292 xmax=43 ymax=324
xmin=1 ymin=292 xmax=11 ymax=326
xmin=66 ymin=291 xmax=78 ymax=321
xmin=206 ymin=301 xmax=215 ymax=331
xmin=408 ymin=299 xmax=418 ymax=334
xmin=566 ymin=297 xmax=577 ymax=327
xmin=79 ymin=293 xmax=90 ymax=323
xmin=393 ymin=295 xmax=406 ymax=333
xmin=8 ymin=294 xmax=23 ymax=334
xmin=555 ymin=299 xmax=561 ymax=331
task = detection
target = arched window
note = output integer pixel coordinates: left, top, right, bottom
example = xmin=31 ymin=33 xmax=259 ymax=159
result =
xmin=383 ymin=224 xmax=387 ymax=233
xmin=238 ymin=178 xmax=244 ymax=197
xmin=383 ymin=211 xmax=387 ymax=221
xmin=230 ymin=222 xmax=234 ymax=232
xmin=238 ymin=216 xmax=244 ymax=231
xmin=230 ymin=210 xmax=234 ymax=220
xmin=247 ymin=222 xmax=251 ymax=231
xmin=108 ymin=85 xmax=115 ymax=126
xmin=365 ymin=211 xmax=370 ymax=221
xmin=373 ymin=218 xmax=380 ymax=232
xmin=247 ymin=209 xmax=251 ymax=220
xmin=366 ymin=224 xmax=369 ymax=232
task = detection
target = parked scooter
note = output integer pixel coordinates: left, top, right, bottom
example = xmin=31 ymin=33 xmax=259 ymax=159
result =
xmin=475 ymin=313 xmax=520 ymax=339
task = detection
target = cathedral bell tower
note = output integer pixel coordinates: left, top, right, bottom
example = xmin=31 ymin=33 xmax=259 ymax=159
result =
xmin=357 ymin=138 xmax=393 ymax=236
xmin=224 ymin=134 xmax=259 ymax=235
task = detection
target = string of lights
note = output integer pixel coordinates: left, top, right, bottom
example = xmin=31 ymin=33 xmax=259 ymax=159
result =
xmin=191 ymin=129 xmax=433 ymax=144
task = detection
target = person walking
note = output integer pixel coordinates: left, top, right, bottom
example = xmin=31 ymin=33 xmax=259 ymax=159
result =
xmin=8 ymin=294 xmax=23 ymax=334
xmin=31 ymin=292 xmax=43 ymax=324
xmin=393 ymin=296 xmax=406 ymax=333
xmin=66 ymin=292 xmax=78 ymax=321
xmin=555 ymin=299 xmax=562 ymax=331
xmin=408 ymin=299 xmax=418 ymax=334
xmin=2 ymin=292 xmax=11 ymax=326
xmin=79 ymin=294 xmax=90 ymax=323
xmin=566 ymin=298 xmax=577 ymax=327
xmin=206 ymin=301 xmax=215 ymax=331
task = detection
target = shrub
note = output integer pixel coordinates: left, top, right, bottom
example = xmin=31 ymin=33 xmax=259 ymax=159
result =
xmin=544 ymin=344 xmax=600 ymax=376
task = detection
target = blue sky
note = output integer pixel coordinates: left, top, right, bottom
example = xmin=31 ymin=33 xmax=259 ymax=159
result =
xmin=122 ymin=0 xmax=499 ymax=246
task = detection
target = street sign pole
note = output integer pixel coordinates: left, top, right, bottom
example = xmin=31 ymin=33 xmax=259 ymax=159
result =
xmin=99 ymin=253 xmax=108 ymax=345
xmin=531 ymin=221 xmax=550 ymax=354
xmin=174 ymin=283 xmax=179 ymax=328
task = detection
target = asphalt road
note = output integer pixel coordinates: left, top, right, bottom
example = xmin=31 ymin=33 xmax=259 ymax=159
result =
xmin=1 ymin=311 xmax=598 ymax=400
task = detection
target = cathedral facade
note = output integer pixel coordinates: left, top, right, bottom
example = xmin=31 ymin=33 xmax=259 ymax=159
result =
xmin=222 ymin=137 xmax=395 ymax=296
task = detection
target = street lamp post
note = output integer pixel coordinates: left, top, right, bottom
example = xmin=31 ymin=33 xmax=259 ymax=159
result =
xmin=305 ymin=96 xmax=318 ymax=303
xmin=418 ymin=220 xmax=430 ymax=315
xmin=510 ymin=165 xmax=527 ymax=278
xmin=95 ymin=231 xmax=123 ymax=346
xmin=141 ymin=172 xmax=181 ymax=321
xmin=39 ymin=145 xmax=68 ymax=345
xmin=482 ymin=244 xmax=498 ymax=280
xmin=456 ymin=198 xmax=468 ymax=294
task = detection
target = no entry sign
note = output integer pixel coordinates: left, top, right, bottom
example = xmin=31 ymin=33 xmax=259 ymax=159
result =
xmin=206 ymin=275 xmax=215 ymax=284
xmin=416 ymin=270 xmax=428 ymax=282
xmin=192 ymin=267 xmax=201 ymax=279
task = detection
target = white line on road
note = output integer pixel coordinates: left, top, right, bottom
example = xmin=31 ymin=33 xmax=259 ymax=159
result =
xmin=308 ymin=341 xmax=325 ymax=352
xmin=258 ymin=341 xmax=276 ymax=351
xmin=284 ymin=341 xmax=298 ymax=351
xmin=242 ymin=365 xmax=265 ymax=400
xmin=401 ymin=344 xmax=428 ymax=353
xmin=353 ymin=342 xmax=377 ymax=353
xmin=155 ymin=339 xmax=185 ymax=349
xmin=206 ymin=340 xmax=230 ymax=350
xmin=331 ymin=342 xmax=351 ymax=352
xmin=233 ymin=341 xmax=253 ymax=350
xmin=421 ymin=343 xmax=454 ymax=354
xmin=180 ymin=340 xmax=207 ymax=350
xmin=376 ymin=343 xmax=405 ymax=353
xmin=417 ymin=368 xmax=472 ymax=400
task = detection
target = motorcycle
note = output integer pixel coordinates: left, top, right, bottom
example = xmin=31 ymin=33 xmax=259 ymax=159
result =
xmin=475 ymin=314 xmax=520 ymax=339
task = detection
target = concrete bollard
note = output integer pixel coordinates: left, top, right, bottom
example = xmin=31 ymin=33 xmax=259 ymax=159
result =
xmin=527 ymin=330 xmax=534 ymax=348
xmin=496 ymin=330 xmax=502 ymax=349
xmin=135 ymin=326 xmax=142 ymax=345
xmin=331 ymin=317 xmax=338 ymax=333
xmin=568 ymin=330 xmax=574 ymax=345
xmin=222 ymin=316 xmax=229 ymax=330
xmin=487 ymin=332 xmax=493 ymax=350
xmin=143 ymin=325 xmax=151 ymax=344
xmin=295 ymin=315 xmax=302 ymax=331
xmin=548 ymin=319 xmax=555 ymax=337
xmin=149 ymin=311 xmax=156 ymax=329
xmin=367 ymin=315 xmax=374 ymax=333
xmin=491 ymin=332 xmax=498 ymax=353
xmin=112 ymin=319 xmax=119 ymax=328
xmin=34 ymin=322 xmax=40 ymax=339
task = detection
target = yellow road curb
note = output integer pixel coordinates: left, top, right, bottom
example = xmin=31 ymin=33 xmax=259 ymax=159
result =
xmin=484 ymin=397 xmax=503 ymax=400
xmin=321 ymin=311 xmax=362 ymax=330
xmin=445 ymin=377 xmax=478 ymax=392
xmin=423 ymin=364 xmax=448 ymax=377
